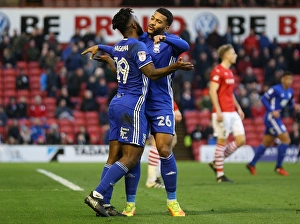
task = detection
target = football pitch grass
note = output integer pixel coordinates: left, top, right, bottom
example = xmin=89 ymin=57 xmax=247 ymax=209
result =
xmin=0 ymin=162 xmax=299 ymax=224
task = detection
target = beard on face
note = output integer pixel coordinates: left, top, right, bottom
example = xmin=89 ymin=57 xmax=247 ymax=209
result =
xmin=136 ymin=23 xmax=144 ymax=36
xmin=148 ymin=26 xmax=165 ymax=37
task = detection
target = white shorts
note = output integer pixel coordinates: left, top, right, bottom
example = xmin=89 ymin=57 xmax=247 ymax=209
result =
xmin=212 ymin=112 xmax=245 ymax=139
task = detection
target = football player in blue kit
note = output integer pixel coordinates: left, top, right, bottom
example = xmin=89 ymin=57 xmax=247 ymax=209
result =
xmin=81 ymin=8 xmax=193 ymax=217
xmin=247 ymin=71 xmax=295 ymax=176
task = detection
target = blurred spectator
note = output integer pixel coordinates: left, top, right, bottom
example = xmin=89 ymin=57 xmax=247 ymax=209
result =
xmin=269 ymin=69 xmax=283 ymax=86
xmin=12 ymin=31 xmax=27 ymax=61
xmin=289 ymin=50 xmax=300 ymax=74
xmin=197 ymin=89 xmax=212 ymax=111
xmin=55 ymin=99 xmax=73 ymax=121
xmin=80 ymin=90 xmax=99 ymax=112
xmin=26 ymin=39 xmax=40 ymax=61
xmin=283 ymin=41 xmax=296 ymax=64
xmin=56 ymin=86 xmax=74 ymax=109
xmin=40 ymin=68 xmax=49 ymax=93
xmin=17 ymin=96 xmax=28 ymax=119
xmin=179 ymin=23 xmax=191 ymax=46
xmin=264 ymin=58 xmax=276 ymax=84
xmin=94 ymin=30 xmax=107 ymax=45
xmin=16 ymin=69 xmax=29 ymax=90
xmin=46 ymin=32 xmax=58 ymax=51
xmin=243 ymin=28 xmax=259 ymax=55
xmin=86 ymin=75 xmax=98 ymax=96
xmin=20 ymin=125 xmax=32 ymax=144
xmin=195 ymin=52 xmax=210 ymax=88
xmin=97 ymin=77 xmax=109 ymax=97
xmin=5 ymin=97 xmax=18 ymax=119
xmin=261 ymin=47 xmax=271 ymax=65
xmin=206 ymin=26 xmax=222 ymax=50
xmin=99 ymin=105 xmax=109 ymax=131
xmin=202 ymin=121 xmax=214 ymax=141
xmin=67 ymin=68 xmax=86 ymax=97
xmin=240 ymin=97 xmax=252 ymax=118
xmin=2 ymin=48 xmax=16 ymax=68
xmin=250 ymin=48 xmax=263 ymax=68
xmin=0 ymin=36 xmax=11 ymax=55
xmin=237 ymin=55 xmax=252 ymax=74
xmin=180 ymin=81 xmax=195 ymax=112
xmin=258 ymin=31 xmax=270 ymax=51
xmin=46 ymin=123 xmax=61 ymax=144
xmin=45 ymin=50 xmax=58 ymax=70
xmin=60 ymin=132 xmax=75 ymax=145
xmin=241 ymin=66 xmax=258 ymax=88
xmin=29 ymin=95 xmax=47 ymax=119
xmin=82 ymin=27 xmax=96 ymax=46
xmin=65 ymin=45 xmax=84 ymax=72
xmin=71 ymin=28 xmax=82 ymax=44
xmin=251 ymin=99 xmax=266 ymax=117
xmin=46 ymin=69 xmax=61 ymax=97
xmin=290 ymin=122 xmax=300 ymax=147
xmin=76 ymin=126 xmax=90 ymax=145
xmin=276 ymin=55 xmax=288 ymax=71
xmin=30 ymin=118 xmax=49 ymax=144
xmin=190 ymin=124 xmax=203 ymax=141
xmin=222 ymin=26 xmax=234 ymax=46
xmin=0 ymin=105 xmax=8 ymax=127
xmin=6 ymin=119 xmax=21 ymax=144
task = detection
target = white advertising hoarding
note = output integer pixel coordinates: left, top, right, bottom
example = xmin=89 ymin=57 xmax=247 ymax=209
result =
xmin=0 ymin=145 xmax=151 ymax=163
xmin=0 ymin=8 xmax=299 ymax=44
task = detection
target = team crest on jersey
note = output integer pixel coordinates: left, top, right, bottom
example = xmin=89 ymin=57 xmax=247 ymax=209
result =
xmin=268 ymin=88 xmax=274 ymax=95
xmin=153 ymin=43 xmax=160 ymax=53
xmin=137 ymin=51 xmax=146 ymax=62
xmin=212 ymin=75 xmax=219 ymax=81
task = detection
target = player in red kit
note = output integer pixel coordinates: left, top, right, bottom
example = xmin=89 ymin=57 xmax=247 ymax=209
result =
xmin=208 ymin=44 xmax=246 ymax=182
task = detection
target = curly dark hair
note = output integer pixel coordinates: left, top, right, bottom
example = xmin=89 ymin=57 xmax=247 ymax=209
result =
xmin=112 ymin=8 xmax=134 ymax=35
xmin=156 ymin=7 xmax=173 ymax=26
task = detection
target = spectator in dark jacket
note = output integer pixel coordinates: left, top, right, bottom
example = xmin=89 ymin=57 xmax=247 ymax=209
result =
xmin=0 ymin=105 xmax=8 ymax=127
xmin=80 ymin=90 xmax=99 ymax=112
xmin=16 ymin=69 xmax=29 ymax=90
xmin=6 ymin=97 xmax=18 ymax=119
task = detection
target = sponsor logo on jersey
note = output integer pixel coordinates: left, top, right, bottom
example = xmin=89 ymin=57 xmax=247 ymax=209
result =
xmin=138 ymin=51 xmax=146 ymax=62
xmin=212 ymin=75 xmax=219 ymax=81
xmin=267 ymin=88 xmax=274 ymax=95
xmin=225 ymin=78 xmax=235 ymax=84
xmin=120 ymin=127 xmax=129 ymax=140
xmin=0 ymin=12 xmax=10 ymax=35
xmin=194 ymin=12 xmax=219 ymax=37
xmin=153 ymin=43 xmax=160 ymax=53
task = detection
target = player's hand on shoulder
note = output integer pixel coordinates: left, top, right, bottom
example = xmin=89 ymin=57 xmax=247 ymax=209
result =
xmin=153 ymin=35 xmax=166 ymax=44
xmin=175 ymin=57 xmax=194 ymax=70
xmin=81 ymin=45 xmax=99 ymax=59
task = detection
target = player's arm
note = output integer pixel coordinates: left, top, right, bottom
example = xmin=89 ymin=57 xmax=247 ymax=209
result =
xmin=140 ymin=57 xmax=193 ymax=80
xmin=81 ymin=45 xmax=114 ymax=59
xmin=209 ymin=81 xmax=222 ymax=121
xmin=93 ymin=55 xmax=117 ymax=74
xmin=233 ymin=94 xmax=244 ymax=120
xmin=261 ymin=87 xmax=280 ymax=118
xmin=153 ymin=34 xmax=190 ymax=54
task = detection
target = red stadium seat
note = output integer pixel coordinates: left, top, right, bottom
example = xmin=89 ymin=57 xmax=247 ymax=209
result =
xmin=73 ymin=118 xmax=86 ymax=127
xmin=16 ymin=61 xmax=28 ymax=70
xmin=27 ymin=61 xmax=40 ymax=69
xmin=3 ymin=68 xmax=17 ymax=77
xmin=73 ymin=111 xmax=85 ymax=119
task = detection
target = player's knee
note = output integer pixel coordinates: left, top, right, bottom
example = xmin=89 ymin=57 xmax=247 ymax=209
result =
xmin=157 ymin=144 xmax=172 ymax=158
xmin=235 ymin=135 xmax=246 ymax=146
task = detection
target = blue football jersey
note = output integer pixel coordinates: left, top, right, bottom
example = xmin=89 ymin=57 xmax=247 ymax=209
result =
xmin=139 ymin=32 xmax=189 ymax=111
xmin=109 ymin=38 xmax=153 ymax=111
xmin=261 ymin=83 xmax=294 ymax=136
xmin=262 ymin=84 xmax=294 ymax=114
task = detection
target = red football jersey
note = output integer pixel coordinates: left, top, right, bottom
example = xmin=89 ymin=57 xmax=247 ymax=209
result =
xmin=210 ymin=64 xmax=235 ymax=112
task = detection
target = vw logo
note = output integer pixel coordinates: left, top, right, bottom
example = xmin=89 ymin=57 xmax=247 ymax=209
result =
xmin=194 ymin=12 xmax=219 ymax=37
xmin=0 ymin=12 xmax=10 ymax=35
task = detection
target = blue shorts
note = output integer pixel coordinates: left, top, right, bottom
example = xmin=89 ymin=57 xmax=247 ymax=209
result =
xmin=109 ymin=104 xmax=148 ymax=147
xmin=146 ymin=109 xmax=175 ymax=135
xmin=264 ymin=113 xmax=287 ymax=136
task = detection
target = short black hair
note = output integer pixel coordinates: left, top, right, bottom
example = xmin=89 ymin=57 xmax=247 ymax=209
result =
xmin=112 ymin=8 xmax=133 ymax=35
xmin=156 ymin=7 xmax=173 ymax=26
xmin=281 ymin=71 xmax=293 ymax=77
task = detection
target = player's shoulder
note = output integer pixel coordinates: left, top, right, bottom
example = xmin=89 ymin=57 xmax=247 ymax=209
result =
xmin=211 ymin=64 xmax=223 ymax=74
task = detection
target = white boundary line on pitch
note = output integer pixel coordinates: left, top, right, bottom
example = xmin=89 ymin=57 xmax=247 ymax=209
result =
xmin=37 ymin=169 xmax=84 ymax=191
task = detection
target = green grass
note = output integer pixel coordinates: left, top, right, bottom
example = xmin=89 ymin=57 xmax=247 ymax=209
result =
xmin=0 ymin=162 xmax=299 ymax=224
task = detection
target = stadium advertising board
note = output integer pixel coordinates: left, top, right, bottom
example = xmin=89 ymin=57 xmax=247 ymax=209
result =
xmin=0 ymin=8 xmax=299 ymax=43
xmin=199 ymin=145 xmax=299 ymax=163
xmin=0 ymin=145 xmax=151 ymax=163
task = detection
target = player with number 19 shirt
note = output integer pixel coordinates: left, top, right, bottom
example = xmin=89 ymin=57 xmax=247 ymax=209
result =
xmin=108 ymin=38 xmax=152 ymax=146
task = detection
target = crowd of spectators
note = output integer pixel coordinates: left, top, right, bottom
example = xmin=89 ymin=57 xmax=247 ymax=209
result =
xmin=1 ymin=6 xmax=300 ymax=147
